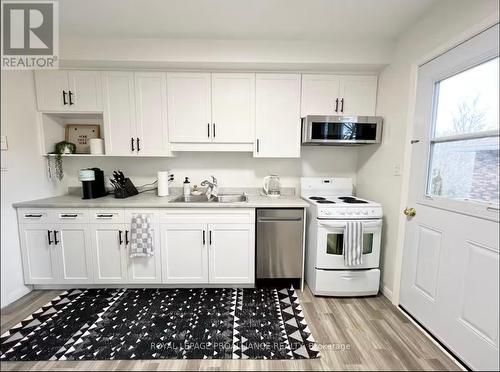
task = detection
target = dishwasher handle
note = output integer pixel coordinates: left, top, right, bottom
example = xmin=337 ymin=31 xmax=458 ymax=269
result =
xmin=257 ymin=217 xmax=302 ymax=222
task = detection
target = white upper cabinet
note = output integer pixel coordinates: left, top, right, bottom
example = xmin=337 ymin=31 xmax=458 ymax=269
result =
xmin=211 ymin=73 xmax=255 ymax=143
xmin=301 ymin=75 xmax=341 ymax=116
xmin=102 ymin=71 xmax=137 ymax=156
xmin=167 ymin=73 xmax=212 ymax=143
xmin=255 ymin=74 xmax=301 ymax=158
xmin=338 ymin=75 xmax=378 ymax=116
xmin=301 ymin=74 xmax=378 ymax=116
xmin=134 ymin=72 xmax=170 ymax=156
xmin=34 ymin=70 xmax=103 ymax=112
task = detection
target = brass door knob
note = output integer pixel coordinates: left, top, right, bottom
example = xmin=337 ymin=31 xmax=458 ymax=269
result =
xmin=403 ymin=207 xmax=416 ymax=217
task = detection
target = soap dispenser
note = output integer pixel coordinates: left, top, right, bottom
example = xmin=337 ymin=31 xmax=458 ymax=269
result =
xmin=183 ymin=177 xmax=191 ymax=197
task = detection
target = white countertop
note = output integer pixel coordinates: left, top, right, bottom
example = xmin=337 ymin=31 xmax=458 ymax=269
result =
xmin=13 ymin=191 xmax=309 ymax=209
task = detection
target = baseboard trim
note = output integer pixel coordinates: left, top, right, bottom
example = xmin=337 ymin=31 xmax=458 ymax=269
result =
xmin=1 ymin=286 xmax=32 ymax=309
xmin=381 ymin=284 xmax=393 ymax=301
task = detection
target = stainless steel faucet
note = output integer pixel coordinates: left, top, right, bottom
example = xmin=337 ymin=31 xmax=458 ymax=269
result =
xmin=201 ymin=176 xmax=218 ymax=199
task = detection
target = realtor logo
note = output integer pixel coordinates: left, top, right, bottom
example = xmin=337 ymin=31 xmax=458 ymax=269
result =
xmin=1 ymin=1 xmax=59 ymax=69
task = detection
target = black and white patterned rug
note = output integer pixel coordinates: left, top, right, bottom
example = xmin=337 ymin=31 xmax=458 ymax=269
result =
xmin=1 ymin=288 xmax=320 ymax=361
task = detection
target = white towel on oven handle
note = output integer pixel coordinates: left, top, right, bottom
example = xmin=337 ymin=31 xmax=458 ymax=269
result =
xmin=343 ymin=221 xmax=363 ymax=266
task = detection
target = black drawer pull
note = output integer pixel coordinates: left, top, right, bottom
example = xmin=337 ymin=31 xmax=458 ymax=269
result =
xmin=96 ymin=214 xmax=114 ymax=218
xmin=25 ymin=214 xmax=42 ymax=218
xmin=60 ymin=214 xmax=78 ymax=218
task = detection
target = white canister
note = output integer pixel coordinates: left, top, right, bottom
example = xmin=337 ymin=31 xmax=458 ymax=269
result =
xmin=157 ymin=171 xmax=170 ymax=197
xmin=89 ymin=138 xmax=105 ymax=155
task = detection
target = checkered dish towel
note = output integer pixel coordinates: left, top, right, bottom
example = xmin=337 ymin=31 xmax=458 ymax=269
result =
xmin=130 ymin=214 xmax=154 ymax=257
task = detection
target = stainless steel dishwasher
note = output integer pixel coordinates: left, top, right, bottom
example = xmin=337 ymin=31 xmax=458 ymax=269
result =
xmin=256 ymin=209 xmax=304 ymax=282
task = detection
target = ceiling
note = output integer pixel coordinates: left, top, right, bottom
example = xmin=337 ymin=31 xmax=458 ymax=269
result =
xmin=59 ymin=0 xmax=437 ymax=42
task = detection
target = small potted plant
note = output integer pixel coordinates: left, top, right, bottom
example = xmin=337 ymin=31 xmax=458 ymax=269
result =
xmin=47 ymin=141 xmax=76 ymax=181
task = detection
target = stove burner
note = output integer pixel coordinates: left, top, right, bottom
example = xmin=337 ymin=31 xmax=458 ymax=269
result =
xmin=317 ymin=200 xmax=335 ymax=204
xmin=338 ymin=196 xmax=355 ymax=200
xmin=309 ymin=196 xmax=326 ymax=200
xmin=343 ymin=199 xmax=368 ymax=204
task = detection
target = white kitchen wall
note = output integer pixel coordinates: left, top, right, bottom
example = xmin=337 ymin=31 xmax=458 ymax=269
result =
xmin=1 ymin=71 xmax=68 ymax=308
xmin=62 ymin=146 xmax=359 ymax=191
xmin=356 ymin=0 xmax=499 ymax=300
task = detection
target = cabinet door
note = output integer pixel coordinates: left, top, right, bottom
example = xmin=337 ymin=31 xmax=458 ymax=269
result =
xmin=125 ymin=211 xmax=162 ymax=283
xmin=167 ymin=73 xmax=212 ymax=143
xmin=255 ymin=74 xmax=301 ymax=158
xmin=211 ymin=73 xmax=255 ymax=143
xmin=55 ymin=225 xmax=93 ymax=284
xmin=68 ymin=71 xmax=103 ymax=111
xmin=301 ymin=74 xmax=341 ymax=116
xmin=90 ymin=224 xmax=128 ymax=283
xmin=34 ymin=70 xmax=69 ymax=111
xmin=134 ymin=72 xmax=170 ymax=156
xmin=338 ymin=75 xmax=378 ymax=116
xmin=19 ymin=224 xmax=59 ymax=284
xmin=102 ymin=72 xmax=137 ymax=156
xmin=161 ymin=223 xmax=208 ymax=283
xmin=208 ymin=223 xmax=254 ymax=284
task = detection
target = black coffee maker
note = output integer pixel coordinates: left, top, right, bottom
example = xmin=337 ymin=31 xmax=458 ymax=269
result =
xmin=78 ymin=168 xmax=107 ymax=199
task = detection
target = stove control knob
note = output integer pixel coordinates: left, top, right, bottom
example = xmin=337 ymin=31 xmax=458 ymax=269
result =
xmin=363 ymin=210 xmax=369 ymax=215
xmin=340 ymin=211 xmax=346 ymax=215
xmin=347 ymin=211 xmax=352 ymax=215
xmin=323 ymin=210 xmax=331 ymax=215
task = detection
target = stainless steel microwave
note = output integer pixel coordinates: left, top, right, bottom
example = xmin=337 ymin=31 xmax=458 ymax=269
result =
xmin=301 ymin=115 xmax=383 ymax=145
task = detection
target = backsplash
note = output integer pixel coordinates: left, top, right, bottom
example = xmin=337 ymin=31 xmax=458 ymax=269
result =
xmin=61 ymin=146 xmax=359 ymax=192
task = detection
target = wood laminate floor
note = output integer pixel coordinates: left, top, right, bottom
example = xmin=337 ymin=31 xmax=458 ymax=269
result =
xmin=0 ymin=287 xmax=460 ymax=371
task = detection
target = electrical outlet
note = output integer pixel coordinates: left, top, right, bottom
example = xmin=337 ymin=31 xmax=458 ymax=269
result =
xmin=394 ymin=164 xmax=402 ymax=176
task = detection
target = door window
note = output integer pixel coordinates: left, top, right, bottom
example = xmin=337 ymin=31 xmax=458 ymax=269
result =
xmin=326 ymin=233 xmax=373 ymax=255
xmin=427 ymin=57 xmax=499 ymax=204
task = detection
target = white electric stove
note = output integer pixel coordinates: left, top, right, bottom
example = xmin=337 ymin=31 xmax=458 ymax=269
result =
xmin=301 ymin=177 xmax=383 ymax=297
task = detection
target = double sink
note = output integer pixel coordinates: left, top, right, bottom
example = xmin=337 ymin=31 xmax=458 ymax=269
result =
xmin=169 ymin=193 xmax=248 ymax=203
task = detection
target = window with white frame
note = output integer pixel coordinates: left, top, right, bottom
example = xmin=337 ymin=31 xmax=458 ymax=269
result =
xmin=427 ymin=57 xmax=499 ymax=204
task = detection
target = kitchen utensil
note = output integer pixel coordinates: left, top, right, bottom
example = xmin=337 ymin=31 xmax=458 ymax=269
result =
xmin=263 ymin=175 xmax=281 ymax=197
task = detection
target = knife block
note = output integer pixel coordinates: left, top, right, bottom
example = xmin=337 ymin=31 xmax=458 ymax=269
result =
xmin=114 ymin=178 xmax=139 ymax=199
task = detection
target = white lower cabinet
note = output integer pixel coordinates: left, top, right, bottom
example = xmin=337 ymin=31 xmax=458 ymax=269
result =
xmin=208 ymin=223 xmax=254 ymax=284
xmin=161 ymin=223 xmax=209 ymax=283
xmin=18 ymin=208 xmax=255 ymax=286
xmin=19 ymin=224 xmax=59 ymax=284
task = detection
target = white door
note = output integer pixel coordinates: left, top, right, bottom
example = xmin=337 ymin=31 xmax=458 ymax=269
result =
xmin=90 ymin=224 xmax=128 ymax=283
xmin=34 ymin=70 xmax=69 ymax=111
xmin=134 ymin=72 xmax=170 ymax=156
xmin=161 ymin=223 xmax=208 ymax=283
xmin=55 ymin=225 xmax=93 ymax=283
xmin=167 ymin=73 xmax=212 ymax=143
xmin=301 ymin=74 xmax=341 ymax=116
xmin=18 ymin=224 xmax=59 ymax=284
xmin=255 ymin=74 xmax=301 ymax=158
xmin=208 ymin=223 xmax=254 ymax=284
xmin=211 ymin=73 xmax=255 ymax=143
xmin=67 ymin=70 xmax=103 ymax=111
xmin=125 ymin=211 xmax=162 ymax=283
xmin=400 ymin=25 xmax=499 ymax=371
xmin=338 ymin=75 xmax=377 ymax=116
xmin=102 ymin=72 xmax=137 ymax=156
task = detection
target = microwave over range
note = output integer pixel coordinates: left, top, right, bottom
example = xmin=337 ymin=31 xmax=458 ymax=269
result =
xmin=301 ymin=115 xmax=383 ymax=145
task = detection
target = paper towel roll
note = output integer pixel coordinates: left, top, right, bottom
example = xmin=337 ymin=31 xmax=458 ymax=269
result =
xmin=90 ymin=138 xmax=104 ymax=154
xmin=157 ymin=171 xmax=170 ymax=197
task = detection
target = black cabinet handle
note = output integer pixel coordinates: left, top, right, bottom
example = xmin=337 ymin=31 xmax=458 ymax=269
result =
xmin=118 ymin=230 xmax=123 ymax=245
xmin=62 ymin=90 xmax=68 ymax=105
xmin=207 ymin=123 xmax=210 ymax=138
xmin=131 ymin=137 xmax=135 ymax=152
xmin=202 ymin=230 xmax=206 ymax=245
xmin=209 ymin=231 xmax=212 ymax=245
xmin=47 ymin=230 xmax=53 ymax=245
xmin=60 ymin=214 xmax=78 ymax=218
xmin=213 ymin=123 xmax=216 ymax=138
xmin=68 ymin=91 xmax=74 ymax=105
xmin=97 ymin=214 xmax=114 ymax=218
xmin=25 ymin=214 xmax=42 ymax=218
xmin=335 ymin=98 xmax=339 ymax=113
xmin=53 ymin=230 xmax=59 ymax=245
xmin=340 ymin=98 xmax=344 ymax=113
xmin=136 ymin=138 xmax=140 ymax=152
xmin=256 ymin=139 xmax=260 ymax=153
xmin=125 ymin=230 xmax=129 ymax=245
